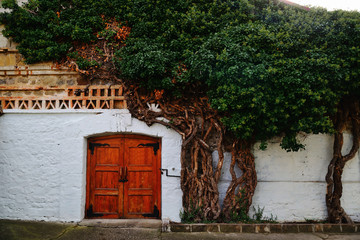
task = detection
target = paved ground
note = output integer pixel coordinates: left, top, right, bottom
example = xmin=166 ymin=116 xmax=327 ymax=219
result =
xmin=1 ymin=220 xmax=359 ymax=240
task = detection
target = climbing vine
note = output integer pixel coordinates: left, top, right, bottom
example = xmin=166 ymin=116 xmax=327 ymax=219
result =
xmin=1 ymin=0 xmax=359 ymax=223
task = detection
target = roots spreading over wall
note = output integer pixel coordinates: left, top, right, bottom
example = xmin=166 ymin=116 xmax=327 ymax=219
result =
xmin=126 ymin=85 xmax=257 ymax=221
xmin=326 ymin=98 xmax=360 ymax=224
xmin=58 ymin=20 xmax=358 ymax=222
xmin=58 ymin=22 xmax=258 ymax=221
xmin=222 ymin=140 xmax=257 ymax=219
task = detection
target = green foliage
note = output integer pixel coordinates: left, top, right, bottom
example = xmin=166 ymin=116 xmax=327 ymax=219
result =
xmin=191 ymin=22 xmax=340 ymax=150
xmin=1 ymin=0 xmax=359 ymax=151
xmin=223 ymin=192 xmax=277 ymax=223
xmin=180 ymin=199 xmax=203 ymax=223
xmin=179 ymin=193 xmax=277 ymax=223
xmin=68 ymin=51 xmax=100 ymax=69
xmin=252 ymin=206 xmax=277 ymax=223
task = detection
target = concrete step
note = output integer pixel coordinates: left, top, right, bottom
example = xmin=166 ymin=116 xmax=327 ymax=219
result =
xmin=79 ymin=219 xmax=162 ymax=229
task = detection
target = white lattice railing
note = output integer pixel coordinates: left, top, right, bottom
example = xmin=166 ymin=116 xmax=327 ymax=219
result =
xmin=0 ymin=85 xmax=127 ymax=110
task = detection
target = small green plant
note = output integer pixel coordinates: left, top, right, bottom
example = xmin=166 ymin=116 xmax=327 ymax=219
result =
xmin=252 ymin=206 xmax=277 ymax=223
xmin=225 ymin=190 xmax=252 ymax=223
xmin=252 ymin=206 xmax=265 ymax=221
xmin=228 ymin=208 xmax=251 ymax=223
xmin=223 ymin=191 xmax=278 ymax=223
xmin=180 ymin=199 xmax=203 ymax=223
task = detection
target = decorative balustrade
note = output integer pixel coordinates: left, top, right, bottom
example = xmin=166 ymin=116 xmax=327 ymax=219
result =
xmin=0 ymin=85 xmax=127 ymax=110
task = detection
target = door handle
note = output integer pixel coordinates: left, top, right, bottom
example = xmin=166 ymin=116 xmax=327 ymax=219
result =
xmin=119 ymin=166 xmax=128 ymax=183
xmin=124 ymin=166 xmax=128 ymax=182
xmin=119 ymin=167 xmax=123 ymax=182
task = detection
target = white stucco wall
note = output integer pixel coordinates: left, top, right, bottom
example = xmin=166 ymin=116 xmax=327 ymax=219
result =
xmin=0 ymin=110 xmax=182 ymax=222
xmin=216 ymin=134 xmax=360 ymax=222
xmin=0 ymin=110 xmax=359 ymax=222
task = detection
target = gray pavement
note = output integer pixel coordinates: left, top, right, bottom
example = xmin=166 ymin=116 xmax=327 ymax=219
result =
xmin=0 ymin=220 xmax=359 ymax=240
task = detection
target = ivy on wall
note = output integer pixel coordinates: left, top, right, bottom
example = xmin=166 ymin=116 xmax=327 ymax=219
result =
xmin=1 ymin=0 xmax=359 ymax=223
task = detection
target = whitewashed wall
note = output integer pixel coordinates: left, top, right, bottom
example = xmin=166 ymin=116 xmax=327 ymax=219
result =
xmin=0 ymin=110 xmax=182 ymax=222
xmin=0 ymin=110 xmax=359 ymax=222
xmin=216 ymin=134 xmax=360 ymax=222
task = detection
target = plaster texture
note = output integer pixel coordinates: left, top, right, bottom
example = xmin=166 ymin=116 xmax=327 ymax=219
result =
xmin=215 ymin=134 xmax=360 ymax=222
xmin=0 ymin=110 xmax=182 ymax=222
xmin=0 ymin=109 xmax=359 ymax=222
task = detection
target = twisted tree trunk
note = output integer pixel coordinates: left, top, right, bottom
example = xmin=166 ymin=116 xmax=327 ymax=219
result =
xmin=326 ymin=98 xmax=359 ymax=223
xmin=222 ymin=140 xmax=257 ymax=220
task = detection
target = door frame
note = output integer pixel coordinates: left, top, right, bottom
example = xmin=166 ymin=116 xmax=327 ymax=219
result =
xmin=85 ymin=134 xmax=162 ymax=219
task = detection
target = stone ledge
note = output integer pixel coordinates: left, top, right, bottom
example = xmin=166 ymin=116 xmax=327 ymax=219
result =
xmin=168 ymin=223 xmax=360 ymax=233
xmin=79 ymin=219 xmax=162 ymax=229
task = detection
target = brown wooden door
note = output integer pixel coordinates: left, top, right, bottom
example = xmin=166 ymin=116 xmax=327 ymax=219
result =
xmin=86 ymin=135 xmax=161 ymax=219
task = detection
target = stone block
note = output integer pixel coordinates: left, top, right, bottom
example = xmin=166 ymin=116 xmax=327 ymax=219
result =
xmin=0 ymin=91 xmax=11 ymax=97
xmin=255 ymin=224 xmax=270 ymax=233
xmin=6 ymin=78 xmax=14 ymax=84
xmin=1 ymin=54 xmax=17 ymax=66
xmin=66 ymin=79 xmax=77 ymax=85
xmin=219 ymin=224 xmax=240 ymax=233
xmin=44 ymin=90 xmax=59 ymax=96
xmin=56 ymin=79 xmax=65 ymax=85
xmin=314 ymin=224 xmax=323 ymax=232
xmin=32 ymin=91 xmax=45 ymax=97
xmin=281 ymin=224 xmax=299 ymax=233
xmin=170 ymin=224 xmax=190 ymax=232
xmin=16 ymin=77 xmax=31 ymax=84
xmin=356 ymin=224 xmax=360 ymax=232
xmin=322 ymin=224 xmax=341 ymax=233
xmin=191 ymin=224 xmax=207 ymax=232
xmin=269 ymin=224 xmax=282 ymax=233
xmin=341 ymin=224 xmax=356 ymax=233
xmin=36 ymin=76 xmax=59 ymax=86
xmin=206 ymin=224 xmax=219 ymax=232
xmin=241 ymin=224 xmax=255 ymax=233
xmin=298 ymin=224 xmax=314 ymax=232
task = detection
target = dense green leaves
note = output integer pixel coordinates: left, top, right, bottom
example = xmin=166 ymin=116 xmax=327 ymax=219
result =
xmin=1 ymin=0 xmax=359 ymax=151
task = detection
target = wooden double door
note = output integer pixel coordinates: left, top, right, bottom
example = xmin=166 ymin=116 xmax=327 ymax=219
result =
xmin=86 ymin=135 xmax=161 ymax=219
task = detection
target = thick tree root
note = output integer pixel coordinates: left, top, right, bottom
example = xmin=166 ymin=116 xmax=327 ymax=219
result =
xmin=126 ymin=86 xmax=226 ymax=221
xmin=222 ymin=140 xmax=257 ymax=220
xmin=125 ymin=85 xmax=258 ymax=221
xmin=326 ymin=98 xmax=359 ymax=224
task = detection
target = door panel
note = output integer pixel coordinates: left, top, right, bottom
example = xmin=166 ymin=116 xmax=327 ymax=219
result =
xmin=124 ymin=138 xmax=160 ymax=218
xmin=86 ymin=135 xmax=161 ymax=219
xmin=86 ymin=139 xmax=123 ymax=219
xmin=124 ymin=139 xmax=158 ymax=218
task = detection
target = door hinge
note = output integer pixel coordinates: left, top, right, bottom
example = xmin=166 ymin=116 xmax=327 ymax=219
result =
xmin=137 ymin=142 xmax=159 ymax=155
xmin=86 ymin=204 xmax=104 ymax=217
xmin=142 ymin=205 xmax=160 ymax=219
xmin=89 ymin=142 xmax=110 ymax=155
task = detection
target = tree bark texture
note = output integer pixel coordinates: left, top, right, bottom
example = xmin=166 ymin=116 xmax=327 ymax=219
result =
xmin=222 ymin=140 xmax=257 ymax=220
xmin=126 ymin=86 xmax=225 ymax=220
xmin=125 ymin=85 xmax=257 ymax=221
xmin=326 ymin=98 xmax=359 ymax=224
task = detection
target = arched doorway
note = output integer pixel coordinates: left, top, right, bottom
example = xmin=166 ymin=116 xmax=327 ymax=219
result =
xmin=85 ymin=134 xmax=161 ymax=219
